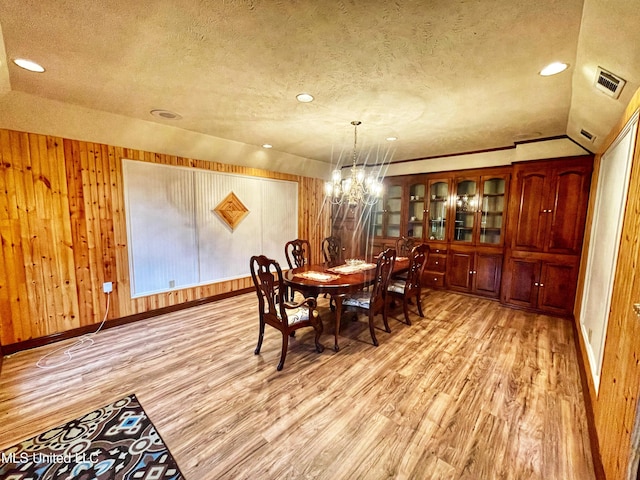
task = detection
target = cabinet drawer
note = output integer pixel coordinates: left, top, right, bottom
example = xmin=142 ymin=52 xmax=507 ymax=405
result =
xmin=423 ymin=272 xmax=445 ymax=288
xmin=429 ymin=246 xmax=447 ymax=256
xmin=426 ymin=254 xmax=447 ymax=273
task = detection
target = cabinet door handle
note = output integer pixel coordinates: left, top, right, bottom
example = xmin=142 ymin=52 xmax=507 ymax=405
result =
xmin=539 ymin=283 xmax=544 ymax=287
xmin=435 ymin=261 xmax=439 ymax=265
xmin=534 ymin=282 xmax=539 ymax=286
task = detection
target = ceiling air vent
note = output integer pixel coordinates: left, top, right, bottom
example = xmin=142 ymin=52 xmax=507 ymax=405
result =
xmin=594 ymin=67 xmax=626 ymax=99
xmin=580 ymin=129 xmax=596 ymax=142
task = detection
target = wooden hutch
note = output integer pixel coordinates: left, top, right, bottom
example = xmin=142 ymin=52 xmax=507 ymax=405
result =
xmin=331 ymin=155 xmax=593 ymax=316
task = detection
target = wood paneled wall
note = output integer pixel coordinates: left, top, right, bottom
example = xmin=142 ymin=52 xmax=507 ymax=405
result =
xmin=0 ymin=129 xmax=330 ymax=347
xmin=576 ymin=86 xmax=640 ymax=480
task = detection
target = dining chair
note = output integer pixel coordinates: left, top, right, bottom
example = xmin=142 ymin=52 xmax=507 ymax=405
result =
xmin=342 ymin=247 xmax=396 ymax=346
xmin=250 ymin=255 xmax=324 ymax=371
xmin=285 ymin=238 xmax=311 ymax=269
xmin=321 ymin=235 xmax=342 ymax=264
xmin=396 ymin=236 xmax=417 ymax=258
xmin=284 ymin=238 xmax=312 ymax=301
xmin=387 ymin=243 xmax=429 ymax=325
xmin=393 ymin=236 xmax=417 ymax=280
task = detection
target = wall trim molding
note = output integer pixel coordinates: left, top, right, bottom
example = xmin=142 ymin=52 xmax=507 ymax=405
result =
xmin=572 ymin=320 xmax=606 ymax=479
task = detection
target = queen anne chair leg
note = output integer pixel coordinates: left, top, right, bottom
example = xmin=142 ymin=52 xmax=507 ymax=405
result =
xmin=382 ymin=305 xmax=391 ymax=333
xmin=402 ymin=298 xmax=412 ymax=325
xmin=277 ymin=332 xmax=289 ymax=371
xmin=416 ymin=291 xmax=424 ymax=318
xmin=255 ymin=320 xmax=265 ymax=355
xmin=311 ymin=311 xmax=325 ymax=353
xmin=368 ymin=312 xmax=379 ymax=347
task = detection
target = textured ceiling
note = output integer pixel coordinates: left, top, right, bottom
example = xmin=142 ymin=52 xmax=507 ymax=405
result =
xmin=0 ymin=0 xmax=638 ymax=166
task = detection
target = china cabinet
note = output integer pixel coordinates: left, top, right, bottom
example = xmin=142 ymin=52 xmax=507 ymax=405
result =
xmin=356 ymin=156 xmax=592 ymax=315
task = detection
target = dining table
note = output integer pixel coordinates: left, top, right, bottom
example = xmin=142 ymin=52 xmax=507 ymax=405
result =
xmin=283 ymin=257 xmax=409 ymax=351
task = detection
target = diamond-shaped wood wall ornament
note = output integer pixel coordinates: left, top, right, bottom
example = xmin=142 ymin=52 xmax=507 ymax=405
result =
xmin=213 ymin=191 xmax=250 ymax=231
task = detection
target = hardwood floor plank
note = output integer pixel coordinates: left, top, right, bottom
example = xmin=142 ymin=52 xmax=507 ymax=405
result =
xmin=0 ymin=290 xmax=595 ymax=479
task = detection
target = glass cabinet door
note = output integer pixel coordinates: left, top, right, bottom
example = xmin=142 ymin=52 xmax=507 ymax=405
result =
xmin=479 ymin=176 xmax=506 ymax=245
xmin=427 ymin=180 xmax=449 ymax=241
xmin=385 ymin=183 xmax=403 ymax=238
xmin=406 ymin=181 xmax=426 ymax=238
xmin=371 ymin=198 xmax=385 ymax=238
xmin=453 ymin=178 xmax=477 ymax=242
xmin=370 ymin=181 xmax=403 ymax=239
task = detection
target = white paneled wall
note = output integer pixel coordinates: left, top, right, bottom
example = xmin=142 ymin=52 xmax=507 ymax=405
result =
xmin=123 ymin=159 xmax=297 ymax=297
xmin=580 ymin=111 xmax=638 ymax=392
xmin=123 ymin=160 xmax=199 ymax=295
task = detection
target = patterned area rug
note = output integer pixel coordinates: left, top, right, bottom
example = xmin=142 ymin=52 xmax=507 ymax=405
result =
xmin=0 ymin=394 xmax=184 ymax=479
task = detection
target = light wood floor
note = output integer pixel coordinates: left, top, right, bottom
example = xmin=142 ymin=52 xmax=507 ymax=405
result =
xmin=0 ymin=289 xmax=595 ymax=480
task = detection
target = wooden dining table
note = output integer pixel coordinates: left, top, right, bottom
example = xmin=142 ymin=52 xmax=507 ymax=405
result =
xmin=283 ymin=258 xmax=409 ymax=351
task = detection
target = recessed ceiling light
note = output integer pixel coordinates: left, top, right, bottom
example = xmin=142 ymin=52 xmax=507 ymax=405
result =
xmin=540 ymin=62 xmax=569 ymax=76
xmin=386 ymin=136 xmax=398 ymax=142
xmin=296 ymin=93 xmax=314 ymax=103
xmin=150 ymin=109 xmax=182 ymax=120
xmin=13 ymin=58 xmax=45 ymax=72
xmin=262 ymin=144 xmax=273 ymax=149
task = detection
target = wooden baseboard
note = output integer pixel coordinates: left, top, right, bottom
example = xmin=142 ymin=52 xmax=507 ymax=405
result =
xmin=571 ymin=320 xmax=606 ymax=479
xmin=1 ymin=287 xmax=253 ymax=356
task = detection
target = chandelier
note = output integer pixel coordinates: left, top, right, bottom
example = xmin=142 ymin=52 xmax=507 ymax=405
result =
xmin=324 ymin=121 xmax=384 ymax=206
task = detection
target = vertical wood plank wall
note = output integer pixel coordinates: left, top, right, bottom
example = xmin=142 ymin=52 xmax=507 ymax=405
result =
xmin=0 ymin=129 xmax=330 ymax=347
xmin=576 ymin=85 xmax=640 ymax=480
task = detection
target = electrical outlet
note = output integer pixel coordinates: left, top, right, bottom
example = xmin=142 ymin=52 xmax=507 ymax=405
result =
xmin=169 ymin=280 xmax=175 ymax=288
xmin=103 ymin=282 xmax=113 ymax=293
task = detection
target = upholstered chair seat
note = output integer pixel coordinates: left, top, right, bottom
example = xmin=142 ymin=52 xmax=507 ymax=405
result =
xmin=342 ymin=292 xmax=372 ymax=309
xmin=276 ymin=305 xmax=313 ymax=324
xmin=387 ymin=278 xmax=407 ymax=295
